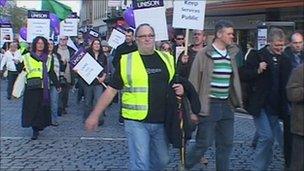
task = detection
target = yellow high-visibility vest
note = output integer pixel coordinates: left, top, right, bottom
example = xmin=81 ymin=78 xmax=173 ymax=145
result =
xmin=120 ymin=50 xmax=175 ymax=120
xmin=23 ymin=53 xmax=52 ymax=87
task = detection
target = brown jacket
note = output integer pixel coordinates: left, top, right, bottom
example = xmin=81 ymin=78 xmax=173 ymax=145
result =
xmin=188 ymin=44 xmax=243 ymax=116
xmin=286 ymin=64 xmax=304 ymax=136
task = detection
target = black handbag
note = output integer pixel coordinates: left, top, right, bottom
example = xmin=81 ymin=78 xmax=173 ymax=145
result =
xmin=26 ymin=78 xmax=43 ymax=89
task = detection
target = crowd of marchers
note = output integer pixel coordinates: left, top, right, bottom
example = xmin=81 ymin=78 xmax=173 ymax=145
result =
xmin=0 ymin=21 xmax=303 ymax=171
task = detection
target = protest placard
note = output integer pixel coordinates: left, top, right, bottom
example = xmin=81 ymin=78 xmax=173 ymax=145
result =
xmin=134 ymin=6 xmax=168 ymax=41
xmin=0 ymin=23 xmax=13 ymax=48
xmin=70 ymin=48 xmax=103 ymax=85
xmin=107 ymin=28 xmax=125 ymax=49
xmin=60 ymin=12 xmax=79 ymax=37
xmin=0 ymin=23 xmax=13 ymax=42
xmin=27 ymin=10 xmax=50 ymax=42
xmin=172 ymin=0 xmax=206 ymax=30
xmin=257 ymin=27 xmax=267 ymax=50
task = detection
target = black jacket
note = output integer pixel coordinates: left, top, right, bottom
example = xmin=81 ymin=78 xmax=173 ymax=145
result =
xmin=165 ymin=76 xmax=201 ymax=148
xmin=176 ymin=45 xmax=198 ymax=79
xmin=112 ymin=41 xmax=137 ymax=69
xmin=283 ymin=46 xmax=304 ymax=69
xmin=240 ymin=46 xmax=292 ymax=117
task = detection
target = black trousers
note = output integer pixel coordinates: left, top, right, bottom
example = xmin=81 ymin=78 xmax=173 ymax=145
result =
xmin=290 ymin=134 xmax=304 ymax=171
xmin=59 ymin=84 xmax=70 ymax=110
xmin=283 ymin=115 xmax=292 ymax=167
xmin=7 ymin=71 xmax=18 ymax=98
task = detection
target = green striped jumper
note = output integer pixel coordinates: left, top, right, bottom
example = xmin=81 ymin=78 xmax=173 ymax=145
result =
xmin=210 ymin=45 xmax=233 ymax=99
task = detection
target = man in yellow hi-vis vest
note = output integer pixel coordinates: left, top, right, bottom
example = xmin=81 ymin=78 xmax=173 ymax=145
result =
xmin=85 ymin=24 xmax=184 ymax=170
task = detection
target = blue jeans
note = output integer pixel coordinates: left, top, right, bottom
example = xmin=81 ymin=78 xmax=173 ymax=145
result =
xmin=50 ymin=86 xmax=59 ymax=123
xmin=186 ymin=99 xmax=234 ymax=170
xmin=83 ymin=84 xmax=104 ymax=122
xmin=251 ymin=109 xmax=283 ymax=171
xmin=124 ymin=120 xmax=169 ymax=170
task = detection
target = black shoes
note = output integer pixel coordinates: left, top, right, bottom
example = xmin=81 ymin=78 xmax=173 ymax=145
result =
xmin=51 ymin=122 xmax=59 ymax=126
xmin=31 ymin=131 xmax=39 ymax=140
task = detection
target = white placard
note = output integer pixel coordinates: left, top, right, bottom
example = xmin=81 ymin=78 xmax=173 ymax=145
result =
xmin=134 ymin=7 xmax=168 ymax=41
xmin=175 ymin=46 xmax=185 ymax=62
xmin=27 ymin=11 xmax=50 ymax=43
xmin=60 ymin=18 xmax=79 ymax=36
xmin=258 ymin=28 xmax=267 ymax=50
xmin=73 ymin=53 xmax=103 ymax=85
xmin=108 ymin=0 xmax=121 ymax=7
xmin=107 ymin=29 xmax=125 ymax=49
xmin=0 ymin=27 xmax=13 ymax=43
xmin=172 ymin=0 xmax=206 ymax=30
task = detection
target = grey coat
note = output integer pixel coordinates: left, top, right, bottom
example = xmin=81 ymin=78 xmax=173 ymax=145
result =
xmin=286 ymin=64 xmax=304 ymax=136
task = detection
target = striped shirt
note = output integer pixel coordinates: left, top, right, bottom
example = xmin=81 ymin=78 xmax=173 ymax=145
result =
xmin=210 ymin=45 xmax=232 ymax=99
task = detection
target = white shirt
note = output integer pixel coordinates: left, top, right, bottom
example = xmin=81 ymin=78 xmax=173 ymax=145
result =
xmin=0 ymin=50 xmax=22 ymax=71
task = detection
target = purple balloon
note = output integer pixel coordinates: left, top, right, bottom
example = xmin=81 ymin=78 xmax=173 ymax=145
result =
xmin=19 ymin=27 xmax=27 ymax=40
xmin=123 ymin=8 xmax=135 ymax=28
xmin=49 ymin=13 xmax=60 ymax=35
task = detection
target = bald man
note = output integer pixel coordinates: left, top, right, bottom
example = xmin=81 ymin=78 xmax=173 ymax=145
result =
xmin=285 ymin=32 xmax=304 ymax=68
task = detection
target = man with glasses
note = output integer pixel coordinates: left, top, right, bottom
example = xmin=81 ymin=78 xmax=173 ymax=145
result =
xmin=85 ymin=23 xmax=184 ymax=170
xmin=172 ymin=31 xmax=185 ymax=60
xmin=54 ymin=36 xmax=75 ymax=115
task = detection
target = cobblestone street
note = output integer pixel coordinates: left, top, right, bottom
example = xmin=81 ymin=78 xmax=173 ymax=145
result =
xmin=0 ymin=80 xmax=284 ymax=170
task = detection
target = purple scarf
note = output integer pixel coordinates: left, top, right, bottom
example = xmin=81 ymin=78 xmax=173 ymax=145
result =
xmin=31 ymin=51 xmax=50 ymax=105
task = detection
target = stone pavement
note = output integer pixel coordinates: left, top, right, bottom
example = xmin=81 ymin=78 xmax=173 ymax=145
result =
xmin=0 ymin=80 xmax=284 ymax=170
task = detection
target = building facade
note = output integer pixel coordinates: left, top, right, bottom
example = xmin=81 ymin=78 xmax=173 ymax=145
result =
xmin=79 ymin=0 xmax=303 ymax=51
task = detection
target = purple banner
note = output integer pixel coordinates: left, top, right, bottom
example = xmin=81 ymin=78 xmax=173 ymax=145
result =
xmin=0 ymin=23 xmax=12 ymax=28
xmin=88 ymin=29 xmax=100 ymax=38
xmin=132 ymin=0 xmax=164 ymax=10
xmin=69 ymin=47 xmax=86 ymax=68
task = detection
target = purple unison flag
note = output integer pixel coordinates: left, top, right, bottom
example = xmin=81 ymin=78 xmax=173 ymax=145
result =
xmin=0 ymin=0 xmax=7 ymax=7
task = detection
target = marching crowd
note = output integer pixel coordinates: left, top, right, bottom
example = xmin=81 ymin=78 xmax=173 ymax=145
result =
xmin=0 ymin=20 xmax=303 ymax=171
